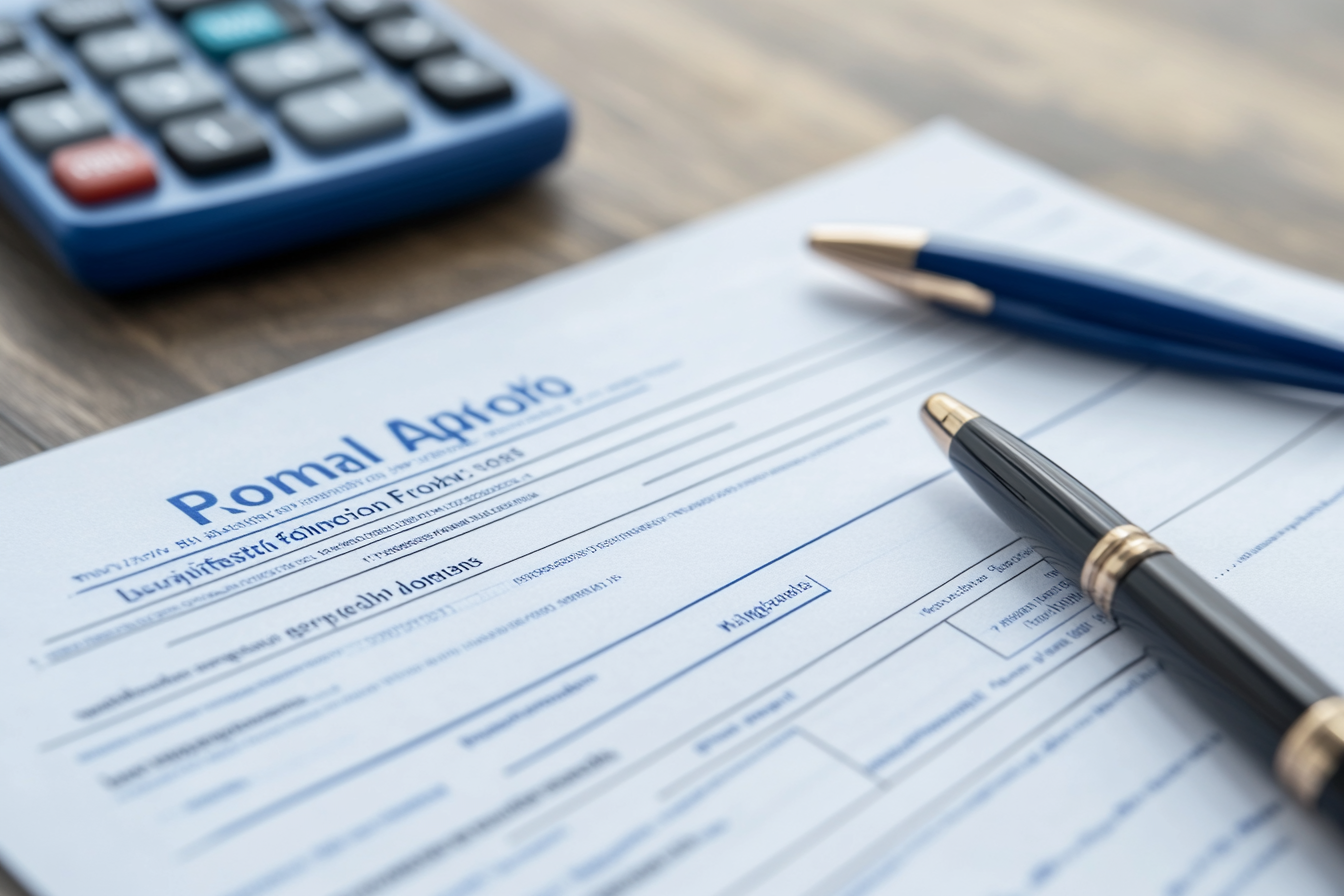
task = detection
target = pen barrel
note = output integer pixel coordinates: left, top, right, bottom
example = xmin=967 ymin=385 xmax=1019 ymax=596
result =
xmin=917 ymin=237 xmax=1344 ymax=374
xmin=1110 ymin=553 xmax=1333 ymax=762
xmin=947 ymin=416 xmax=1128 ymax=574
xmin=1112 ymin=554 xmax=1344 ymax=827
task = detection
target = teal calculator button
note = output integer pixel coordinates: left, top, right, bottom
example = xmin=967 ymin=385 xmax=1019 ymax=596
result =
xmin=184 ymin=2 xmax=296 ymax=59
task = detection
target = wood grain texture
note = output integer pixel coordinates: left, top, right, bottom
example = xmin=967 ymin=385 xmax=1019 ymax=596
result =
xmin=1 ymin=2 xmax=1343 ymax=893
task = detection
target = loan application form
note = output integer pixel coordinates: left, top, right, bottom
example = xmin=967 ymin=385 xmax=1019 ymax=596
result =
xmin=3 ymin=123 xmax=1344 ymax=896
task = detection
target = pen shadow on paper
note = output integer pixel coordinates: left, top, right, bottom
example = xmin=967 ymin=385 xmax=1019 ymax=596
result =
xmin=806 ymin=275 xmax=926 ymax=323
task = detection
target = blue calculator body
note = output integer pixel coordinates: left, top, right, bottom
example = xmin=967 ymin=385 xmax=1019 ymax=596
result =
xmin=0 ymin=0 xmax=570 ymax=292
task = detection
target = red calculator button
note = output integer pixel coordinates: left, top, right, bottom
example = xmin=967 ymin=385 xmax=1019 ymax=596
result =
xmin=51 ymin=137 xmax=158 ymax=204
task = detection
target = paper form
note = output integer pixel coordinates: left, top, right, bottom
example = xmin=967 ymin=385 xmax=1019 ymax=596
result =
xmin=2 ymin=121 xmax=1344 ymax=896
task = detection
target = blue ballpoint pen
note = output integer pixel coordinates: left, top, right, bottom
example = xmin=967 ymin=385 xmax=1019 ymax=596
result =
xmin=808 ymin=224 xmax=1344 ymax=394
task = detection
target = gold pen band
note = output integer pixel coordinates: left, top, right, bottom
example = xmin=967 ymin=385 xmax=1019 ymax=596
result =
xmin=1276 ymin=696 xmax=1344 ymax=806
xmin=1080 ymin=524 xmax=1170 ymax=616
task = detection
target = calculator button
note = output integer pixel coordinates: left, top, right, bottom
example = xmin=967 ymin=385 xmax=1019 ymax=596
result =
xmin=277 ymin=77 xmax=406 ymax=149
xmin=0 ymin=21 xmax=23 ymax=53
xmin=117 ymin=65 xmax=224 ymax=126
xmin=51 ymin=136 xmax=156 ymax=203
xmin=366 ymin=17 xmax=456 ymax=66
xmin=161 ymin=109 xmax=270 ymax=175
xmin=415 ymin=55 xmax=511 ymax=110
xmin=326 ymin=0 xmax=411 ymax=26
xmin=154 ymin=0 xmax=224 ymax=16
xmin=0 ymin=53 xmax=65 ymax=107
xmin=183 ymin=0 xmax=307 ymax=59
xmin=77 ymin=26 xmax=178 ymax=80
xmin=11 ymin=91 xmax=110 ymax=153
xmin=40 ymin=0 xmax=133 ymax=39
xmin=230 ymin=35 xmax=362 ymax=101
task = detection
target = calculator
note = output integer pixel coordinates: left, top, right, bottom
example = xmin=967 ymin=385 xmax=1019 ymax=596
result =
xmin=0 ymin=0 xmax=570 ymax=291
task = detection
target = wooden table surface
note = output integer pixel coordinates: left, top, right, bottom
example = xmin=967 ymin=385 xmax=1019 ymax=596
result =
xmin=3 ymin=0 xmax=1344 ymax=468
xmin=1 ymin=1 xmax=1343 ymax=892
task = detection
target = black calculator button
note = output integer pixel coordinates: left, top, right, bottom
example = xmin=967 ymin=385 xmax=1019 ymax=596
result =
xmin=162 ymin=108 xmax=270 ymax=175
xmin=77 ymin=26 xmax=179 ymax=80
xmin=183 ymin=0 xmax=309 ymax=60
xmin=11 ymin=90 xmax=110 ymax=153
xmin=117 ymin=65 xmax=225 ymax=126
xmin=230 ymin=35 xmax=362 ymax=102
xmin=40 ymin=0 xmax=133 ymax=39
xmin=0 ymin=21 xmax=24 ymax=53
xmin=366 ymin=16 xmax=456 ymax=66
xmin=325 ymin=0 xmax=411 ymax=26
xmin=415 ymin=54 xmax=511 ymax=110
xmin=277 ymin=77 xmax=406 ymax=149
xmin=154 ymin=0 xmax=224 ymax=17
xmin=0 ymin=52 xmax=65 ymax=107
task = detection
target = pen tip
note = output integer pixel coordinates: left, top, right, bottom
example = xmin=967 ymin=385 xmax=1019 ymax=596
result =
xmin=807 ymin=224 xmax=929 ymax=271
xmin=921 ymin=393 xmax=981 ymax=454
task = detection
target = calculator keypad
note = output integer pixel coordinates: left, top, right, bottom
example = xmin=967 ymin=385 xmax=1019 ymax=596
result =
xmin=325 ymin=0 xmax=410 ymax=27
xmin=230 ymin=35 xmax=361 ymax=101
xmin=0 ymin=22 xmax=23 ymax=53
xmin=6 ymin=0 xmax=520 ymax=201
xmin=11 ymin=90 xmax=109 ymax=152
xmin=162 ymin=108 xmax=269 ymax=173
xmin=278 ymin=76 xmax=405 ymax=148
xmin=183 ymin=0 xmax=307 ymax=60
xmin=41 ymin=0 xmax=134 ymax=39
xmin=117 ymin=65 xmax=225 ymax=125
xmin=77 ymin=25 xmax=178 ymax=79
xmin=153 ymin=0 xmax=221 ymax=17
xmin=0 ymin=52 xmax=66 ymax=106
xmin=366 ymin=16 xmax=455 ymax=65
xmin=50 ymin=135 xmax=156 ymax=202
xmin=416 ymin=55 xmax=510 ymax=110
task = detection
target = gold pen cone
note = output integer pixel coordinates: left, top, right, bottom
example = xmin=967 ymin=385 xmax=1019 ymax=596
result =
xmin=807 ymin=224 xmax=995 ymax=315
xmin=921 ymin=393 xmax=981 ymax=454
xmin=807 ymin=224 xmax=930 ymax=271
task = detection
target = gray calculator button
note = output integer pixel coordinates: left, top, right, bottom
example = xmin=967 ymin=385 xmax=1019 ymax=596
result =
xmin=77 ymin=26 xmax=178 ymax=80
xmin=325 ymin=0 xmax=410 ymax=26
xmin=162 ymin=109 xmax=270 ymax=175
xmin=229 ymin=35 xmax=362 ymax=101
xmin=40 ymin=0 xmax=133 ymax=39
xmin=117 ymin=65 xmax=224 ymax=125
xmin=415 ymin=54 xmax=511 ymax=110
xmin=0 ymin=21 xmax=23 ymax=53
xmin=0 ymin=52 xmax=65 ymax=107
xmin=10 ymin=90 xmax=109 ymax=153
xmin=154 ymin=0 xmax=221 ymax=16
xmin=277 ymin=76 xmax=406 ymax=149
xmin=366 ymin=16 xmax=456 ymax=66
